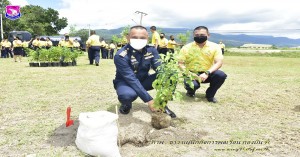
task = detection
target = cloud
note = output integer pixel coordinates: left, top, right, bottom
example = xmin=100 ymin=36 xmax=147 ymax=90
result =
xmin=9 ymin=0 xmax=28 ymax=6
xmin=10 ymin=0 xmax=300 ymax=39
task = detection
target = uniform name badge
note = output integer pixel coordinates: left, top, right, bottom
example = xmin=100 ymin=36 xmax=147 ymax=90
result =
xmin=144 ymin=52 xmax=154 ymax=59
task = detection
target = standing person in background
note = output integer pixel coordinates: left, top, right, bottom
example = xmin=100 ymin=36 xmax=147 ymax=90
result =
xmin=22 ymin=39 xmax=31 ymax=57
xmin=167 ymin=35 xmax=178 ymax=54
xmin=32 ymin=36 xmax=40 ymax=50
xmin=58 ymin=37 xmax=65 ymax=47
xmin=0 ymin=39 xmax=5 ymax=58
xmin=63 ymin=34 xmax=74 ymax=50
xmin=219 ymin=41 xmax=225 ymax=55
xmin=150 ymin=26 xmax=160 ymax=50
xmin=109 ymin=42 xmax=116 ymax=59
xmin=1 ymin=38 xmax=11 ymax=58
xmin=158 ymin=33 xmax=168 ymax=55
xmin=100 ymin=38 xmax=106 ymax=59
xmin=73 ymin=39 xmax=80 ymax=49
xmin=12 ymin=37 xmax=23 ymax=62
xmin=86 ymin=30 xmax=101 ymax=66
xmin=116 ymin=43 xmax=122 ymax=51
xmin=45 ymin=37 xmax=53 ymax=49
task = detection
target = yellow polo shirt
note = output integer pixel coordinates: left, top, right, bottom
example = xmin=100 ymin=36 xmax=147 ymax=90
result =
xmin=159 ymin=38 xmax=168 ymax=48
xmin=73 ymin=41 xmax=80 ymax=48
xmin=178 ymin=41 xmax=223 ymax=72
xmin=151 ymin=31 xmax=160 ymax=46
xmin=86 ymin=34 xmax=101 ymax=46
xmin=2 ymin=41 xmax=11 ymax=48
xmin=167 ymin=40 xmax=176 ymax=49
xmin=32 ymin=39 xmax=39 ymax=47
xmin=219 ymin=43 xmax=225 ymax=49
xmin=64 ymin=39 xmax=73 ymax=48
xmin=13 ymin=40 xmax=23 ymax=47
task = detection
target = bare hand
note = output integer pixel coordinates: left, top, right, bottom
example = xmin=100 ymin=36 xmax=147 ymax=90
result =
xmin=147 ymin=100 xmax=156 ymax=112
xmin=199 ymin=73 xmax=208 ymax=82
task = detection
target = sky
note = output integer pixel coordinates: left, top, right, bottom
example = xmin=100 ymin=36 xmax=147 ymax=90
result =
xmin=8 ymin=0 xmax=300 ymax=39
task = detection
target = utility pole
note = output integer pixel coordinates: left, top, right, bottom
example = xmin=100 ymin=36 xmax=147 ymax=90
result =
xmin=0 ymin=1 xmax=4 ymax=40
xmin=135 ymin=11 xmax=147 ymax=25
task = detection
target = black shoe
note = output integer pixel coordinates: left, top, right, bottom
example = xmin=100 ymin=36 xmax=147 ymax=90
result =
xmin=186 ymin=92 xmax=195 ymax=97
xmin=95 ymin=63 xmax=99 ymax=66
xmin=119 ymin=105 xmax=130 ymax=114
xmin=207 ymin=97 xmax=218 ymax=103
xmin=164 ymin=106 xmax=176 ymax=118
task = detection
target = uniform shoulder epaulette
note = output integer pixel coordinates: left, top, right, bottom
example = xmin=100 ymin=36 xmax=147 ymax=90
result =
xmin=119 ymin=50 xmax=127 ymax=57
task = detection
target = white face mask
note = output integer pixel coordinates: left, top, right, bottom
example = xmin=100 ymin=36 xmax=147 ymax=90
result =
xmin=130 ymin=39 xmax=148 ymax=50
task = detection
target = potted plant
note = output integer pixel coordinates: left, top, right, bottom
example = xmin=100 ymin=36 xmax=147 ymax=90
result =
xmin=39 ymin=49 xmax=49 ymax=67
xmin=27 ymin=48 xmax=39 ymax=67
xmin=49 ymin=47 xmax=61 ymax=66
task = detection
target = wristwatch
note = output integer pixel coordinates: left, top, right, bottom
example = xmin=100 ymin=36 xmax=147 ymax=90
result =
xmin=205 ymin=70 xmax=211 ymax=76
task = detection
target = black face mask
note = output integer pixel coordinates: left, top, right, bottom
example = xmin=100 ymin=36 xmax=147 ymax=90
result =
xmin=171 ymin=38 xmax=174 ymax=40
xmin=194 ymin=36 xmax=207 ymax=44
xmin=160 ymin=36 xmax=164 ymax=39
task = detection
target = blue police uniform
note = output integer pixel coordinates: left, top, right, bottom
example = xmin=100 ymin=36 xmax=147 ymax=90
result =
xmin=113 ymin=44 xmax=160 ymax=109
xmin=113 ymin=44 xmax=177 ymax=118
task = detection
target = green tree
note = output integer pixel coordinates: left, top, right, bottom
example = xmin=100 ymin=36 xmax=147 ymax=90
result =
xmin=111 ymin=26 xmax=130 ymax=44
xmin=177 ymin=30 xmax=190 ymax=46
xmin=69 ymin=25 xmax=89 ymax=43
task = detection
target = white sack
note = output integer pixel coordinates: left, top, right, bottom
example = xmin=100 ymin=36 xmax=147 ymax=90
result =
xmin=75 ymin=111 xmax=121 ymax=157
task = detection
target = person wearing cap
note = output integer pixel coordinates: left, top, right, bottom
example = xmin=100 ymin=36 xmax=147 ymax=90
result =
xmin=86 ymin=30 xmax=101 ymax=66
xmin=178 ymin=26 xmax=227 ymax=103
xmin=113 ymin=25 xmax=176 ymax=118
xmin=63 ymin=33 xmax=74 ymax=49
xmin=150 ymin=26 xmax=160 ymax=50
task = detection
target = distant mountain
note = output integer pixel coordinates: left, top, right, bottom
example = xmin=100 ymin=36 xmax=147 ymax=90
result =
xmin=95 ymin=27 xmax=300 ymax=47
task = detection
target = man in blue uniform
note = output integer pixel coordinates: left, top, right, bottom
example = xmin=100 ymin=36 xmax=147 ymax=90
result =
xmin=113 ymin=25 xmax=176 ymax=118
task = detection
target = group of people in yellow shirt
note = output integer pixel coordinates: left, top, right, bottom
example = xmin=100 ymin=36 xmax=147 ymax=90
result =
xmin=150 ymin=26 xmax=179 ymax=55
xmin=0 ymin=37 xmax=31 ymax=62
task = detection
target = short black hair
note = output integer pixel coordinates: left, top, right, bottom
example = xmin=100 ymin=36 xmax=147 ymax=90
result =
xmin=160 ymin=33 xmax=165 ymax=36
xmin=150 ymin=26 xmax=156 ymax=30
xmin=193 ymin=26 xmax=209 ymax=33
xmin=130 ymin=25 xmax=147 ymax=31
xmin=90 ymin=30 xmax=96 ymax=35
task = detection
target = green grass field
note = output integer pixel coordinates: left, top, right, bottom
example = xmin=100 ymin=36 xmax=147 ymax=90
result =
xmin=0 ymin=53 xmax=299 ymax=157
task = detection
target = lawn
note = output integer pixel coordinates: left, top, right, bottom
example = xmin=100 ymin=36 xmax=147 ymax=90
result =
xmin=0 ymin=53 xmax=299 ymax=157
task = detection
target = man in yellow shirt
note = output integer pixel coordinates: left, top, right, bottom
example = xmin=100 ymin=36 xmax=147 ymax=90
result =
xmin=219 ymin=41 xmax=225 ymax=55
xmin=86 ymin=30 xmax=101 ymax=66
xmin=150 ymin=26 xmax=160 ymax=50
xmin=109 ymin=42 xmax=116 ymax=59
xmin=12 ymin=37 xmax=23 ymax=62
xmin=1 ymin=38 xmax=12 ymax=58
xmin=45 ymin=37 xmax=53 ymax=49
xmin=178 ymin=26 xmax=227 ymax=103
xmin=167 ymin=35 xmax=177 ymax=53
xmin=158 ymin=33 xmax=168 ymax=55
xmin=32 ymin=36 xmax=40 ymax=50
xmin=73 ymin=39 xmax=80 ymax=49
